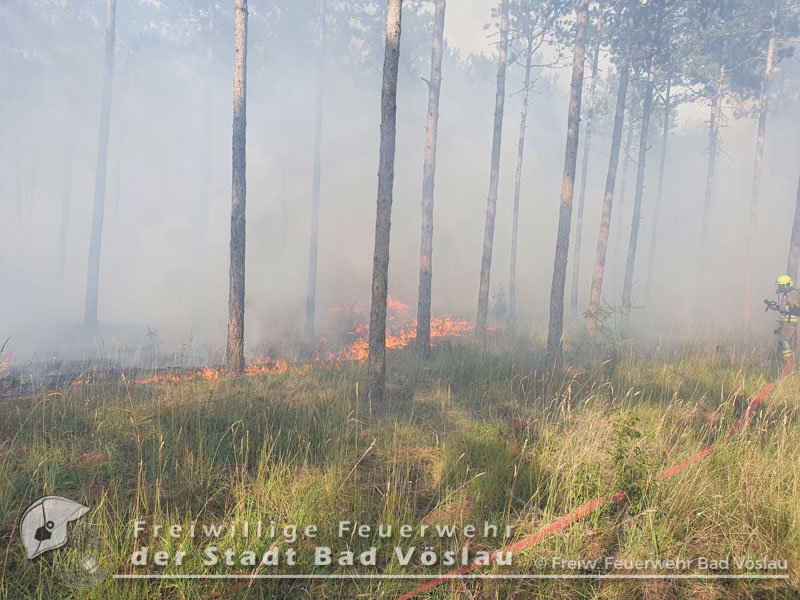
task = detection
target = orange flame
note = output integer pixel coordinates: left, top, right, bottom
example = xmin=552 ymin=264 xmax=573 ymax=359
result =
xmin=327 ymin=297 xmax=473 ymax=364
xmin=68 ymin=297 xmax=472 ymax=387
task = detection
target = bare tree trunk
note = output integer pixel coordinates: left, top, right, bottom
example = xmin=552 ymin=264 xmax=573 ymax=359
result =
xmin=587 ymin=7 xmax=632 ymax=329
xmin=475 ymin=0 xmax=510 ymax=338
xmin=57 ymin=123 xmax=74 ymax=286
xmin=644 ymin=68 xmax=671 ymax=307
xmin=416 ymin=0 xmax=446 ymax=358
xmin=618 ymin=110 xmax=634 ymax=208
xmin=613 ymin=91 xmax=636 ymax=295
xmin=622 ymin=0 xmax=664 ymax=307
xmin=744 ymin=5 xmax=776 ymax=325
xmin=788 ymin=170 xmax=800 ymax=282
xmin=84 ymin=0 xmax=117 ymax=326
xmin=569 ymin=32 xmax=601 ymax=314
xmin=367 ymin=0 xmax=403 ymax=404
xmin=226 ymin=0 xmax=248 ymax=373
xmin=508 ymin=32 xmax=533 ymax=323
xmin=695 ymin=64 xmax=725 ymax=310
xmin=546 ymin=0 xmax=589 ymax=362
xmin=304 ymin=0 xmax=326 ymax=345
xmin=201 ymin=52 xmax=214 ymax=226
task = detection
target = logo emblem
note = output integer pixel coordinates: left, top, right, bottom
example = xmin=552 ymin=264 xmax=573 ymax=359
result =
xmin=20 ymin=496 xmax=88 ymax=559
xmin=20 ymin=496 xmax=110 ymax=588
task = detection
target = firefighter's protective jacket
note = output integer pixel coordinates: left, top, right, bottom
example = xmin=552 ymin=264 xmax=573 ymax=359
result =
xmin=778 ymin=288 xmax=800 ymax=323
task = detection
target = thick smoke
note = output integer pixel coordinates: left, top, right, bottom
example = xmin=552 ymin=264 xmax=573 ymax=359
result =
xmin=1 ymin=0 xmax=799 ymax=362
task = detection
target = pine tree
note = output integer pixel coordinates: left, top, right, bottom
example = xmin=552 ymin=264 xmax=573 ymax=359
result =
xmin=569 ymin=7 xmax=603 ymax=314
xmin=621 ymin=0 xmax=665 ymax=308
xmin=476 ymin=0 xmax=510 ymax=338
xmin=84 ymin=0 xmax=117 ymax=326
xmin=367 ymin=0 xmax=403 ymax=404
xmin=416 ymin=0 xmax=446 ymax=359
xmin=226 ymin=0 xmax=248 ymax=373
xmin=305 ymin=0 xmax=327 ymax=345
xmin=587 ymin=0 xmax=634 ymax=328
xmin=546 ymin=0 xmax=589 ymax=362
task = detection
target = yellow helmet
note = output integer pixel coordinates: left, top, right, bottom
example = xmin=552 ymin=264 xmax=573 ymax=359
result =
xmin=776 ymin=274 xmax=793 ymax=287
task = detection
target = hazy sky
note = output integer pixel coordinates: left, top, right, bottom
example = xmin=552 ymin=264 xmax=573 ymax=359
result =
xmin=443 ymin=0 xmax=499 ymax=56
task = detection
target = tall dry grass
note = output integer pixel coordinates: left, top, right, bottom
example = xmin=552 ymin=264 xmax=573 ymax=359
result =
xmin=0 ymin=333 xmax=797 ymax=599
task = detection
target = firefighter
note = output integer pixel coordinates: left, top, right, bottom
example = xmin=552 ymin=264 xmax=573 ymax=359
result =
xmin=765 ymin=274 xmax=800 ymax=365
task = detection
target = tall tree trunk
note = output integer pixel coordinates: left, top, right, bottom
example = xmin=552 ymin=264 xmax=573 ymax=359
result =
xmin=744 ymin=4 xmax=777 ymax=325
xmin=416 ymin=0 xmax=446 ymax=358
xmin=546 ymin=0 xmax=589 ymax=362
xmin=57 ymin=123 xmax=74 ymax=286
xmin=569 ymin=31 xmax=601 ymax=314
xmin=201 ymin=51 xmax=214 ymax=227
xmin=622 ymin=0 xmax=664 ymax=307
xmin=83 ymin=0 xmax=117 ymax=326
xmin=367 ymin=0 xmax=403 ymax=404
xmin=475 ymin=0 xmax=510 ymax=338
xmin=644 ymin=68 xmax=671 ymax=307
xmin=508 ymin=32 xmax=533 ymax=323
xmin=613 ymin=90 xmax=636 ymax=294
xmin=695 ymin=64 xmax=725 ymax=311
xmin=226 ymin=0 xmax=248 ymax=373
xmin=587 ymin=6 xmax=632 ymax=329
xmin=304 ymin=0 xmax=326 ymax=345
xmin=788 ymin=170 xmax=800 ymax=282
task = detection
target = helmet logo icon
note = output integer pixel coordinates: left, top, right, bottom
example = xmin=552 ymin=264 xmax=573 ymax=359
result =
xmin=20 ymin=496 xmax=89 ymax=559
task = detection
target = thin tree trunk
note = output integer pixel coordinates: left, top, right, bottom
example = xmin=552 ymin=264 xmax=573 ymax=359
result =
xmin=587 ymin=6 xmax=632 ymax=329
xmin=622 ymin=0 xmax=664 ymax=307
xmin=614 ymin=90 xmax=636 ymax=294
xmin=416 ymin=0 xmax=446 ymax=358
xmin=695 ymin=63 xmax=725 ymax=310
xmin=644 ymin=68 xmax=671 ymax=307
xmin=202 ymin=4 xmax=216 ymax=229
xmin=84 ymin=0 xmax=117 ymax=326
xmin=304 ymin=0 xmax=326 ymax=345
xmin=617 ymin=98 xmax=635 ymax=236
xmin=475 ymin=0 xmax=510 ymax=338
xmin=569 ymin=31 xmax=601 ymax=314
xmin=226 ymin=0 xmax=248 ymax=373
xmin=57 ymin=123 xmax=74 ymax=286
xmin=546 ymin=0 xmax=589 ymax=362
xmin=367 ymin=0 xmax=403 ymax=404
xmin=787 ymin=170 xmax=800 ymax=281
xmin=201 ymin=53 xmax=214 ymax=225
xmin=701 ymin=66 xmax=726 ymax=241
xmin=508 ymin=32 xmax=533 ymax=323
xmin=744 ymin=4 xmax=776 ymax=325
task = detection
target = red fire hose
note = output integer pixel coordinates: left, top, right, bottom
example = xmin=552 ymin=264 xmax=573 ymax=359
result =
xmin=397 ymin=356 xmax=793 ymax=600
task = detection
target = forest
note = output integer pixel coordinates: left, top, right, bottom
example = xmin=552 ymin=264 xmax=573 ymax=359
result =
xmin=2 ymin=0 xmax=800 ymax=598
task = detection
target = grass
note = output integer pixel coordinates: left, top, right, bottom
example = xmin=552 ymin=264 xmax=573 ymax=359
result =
xmin=0 ymin=333 xmax=798 ymax=599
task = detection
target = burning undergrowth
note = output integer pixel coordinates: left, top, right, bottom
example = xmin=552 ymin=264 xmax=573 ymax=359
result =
xmin=0 ymin=298 xmax=474 ymax=394
xmin=323 ymin=297 xmax=473 ymax=363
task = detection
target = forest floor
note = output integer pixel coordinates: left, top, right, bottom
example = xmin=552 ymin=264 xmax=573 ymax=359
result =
xmin=0 ymin=331 xmax=798 ymax=599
